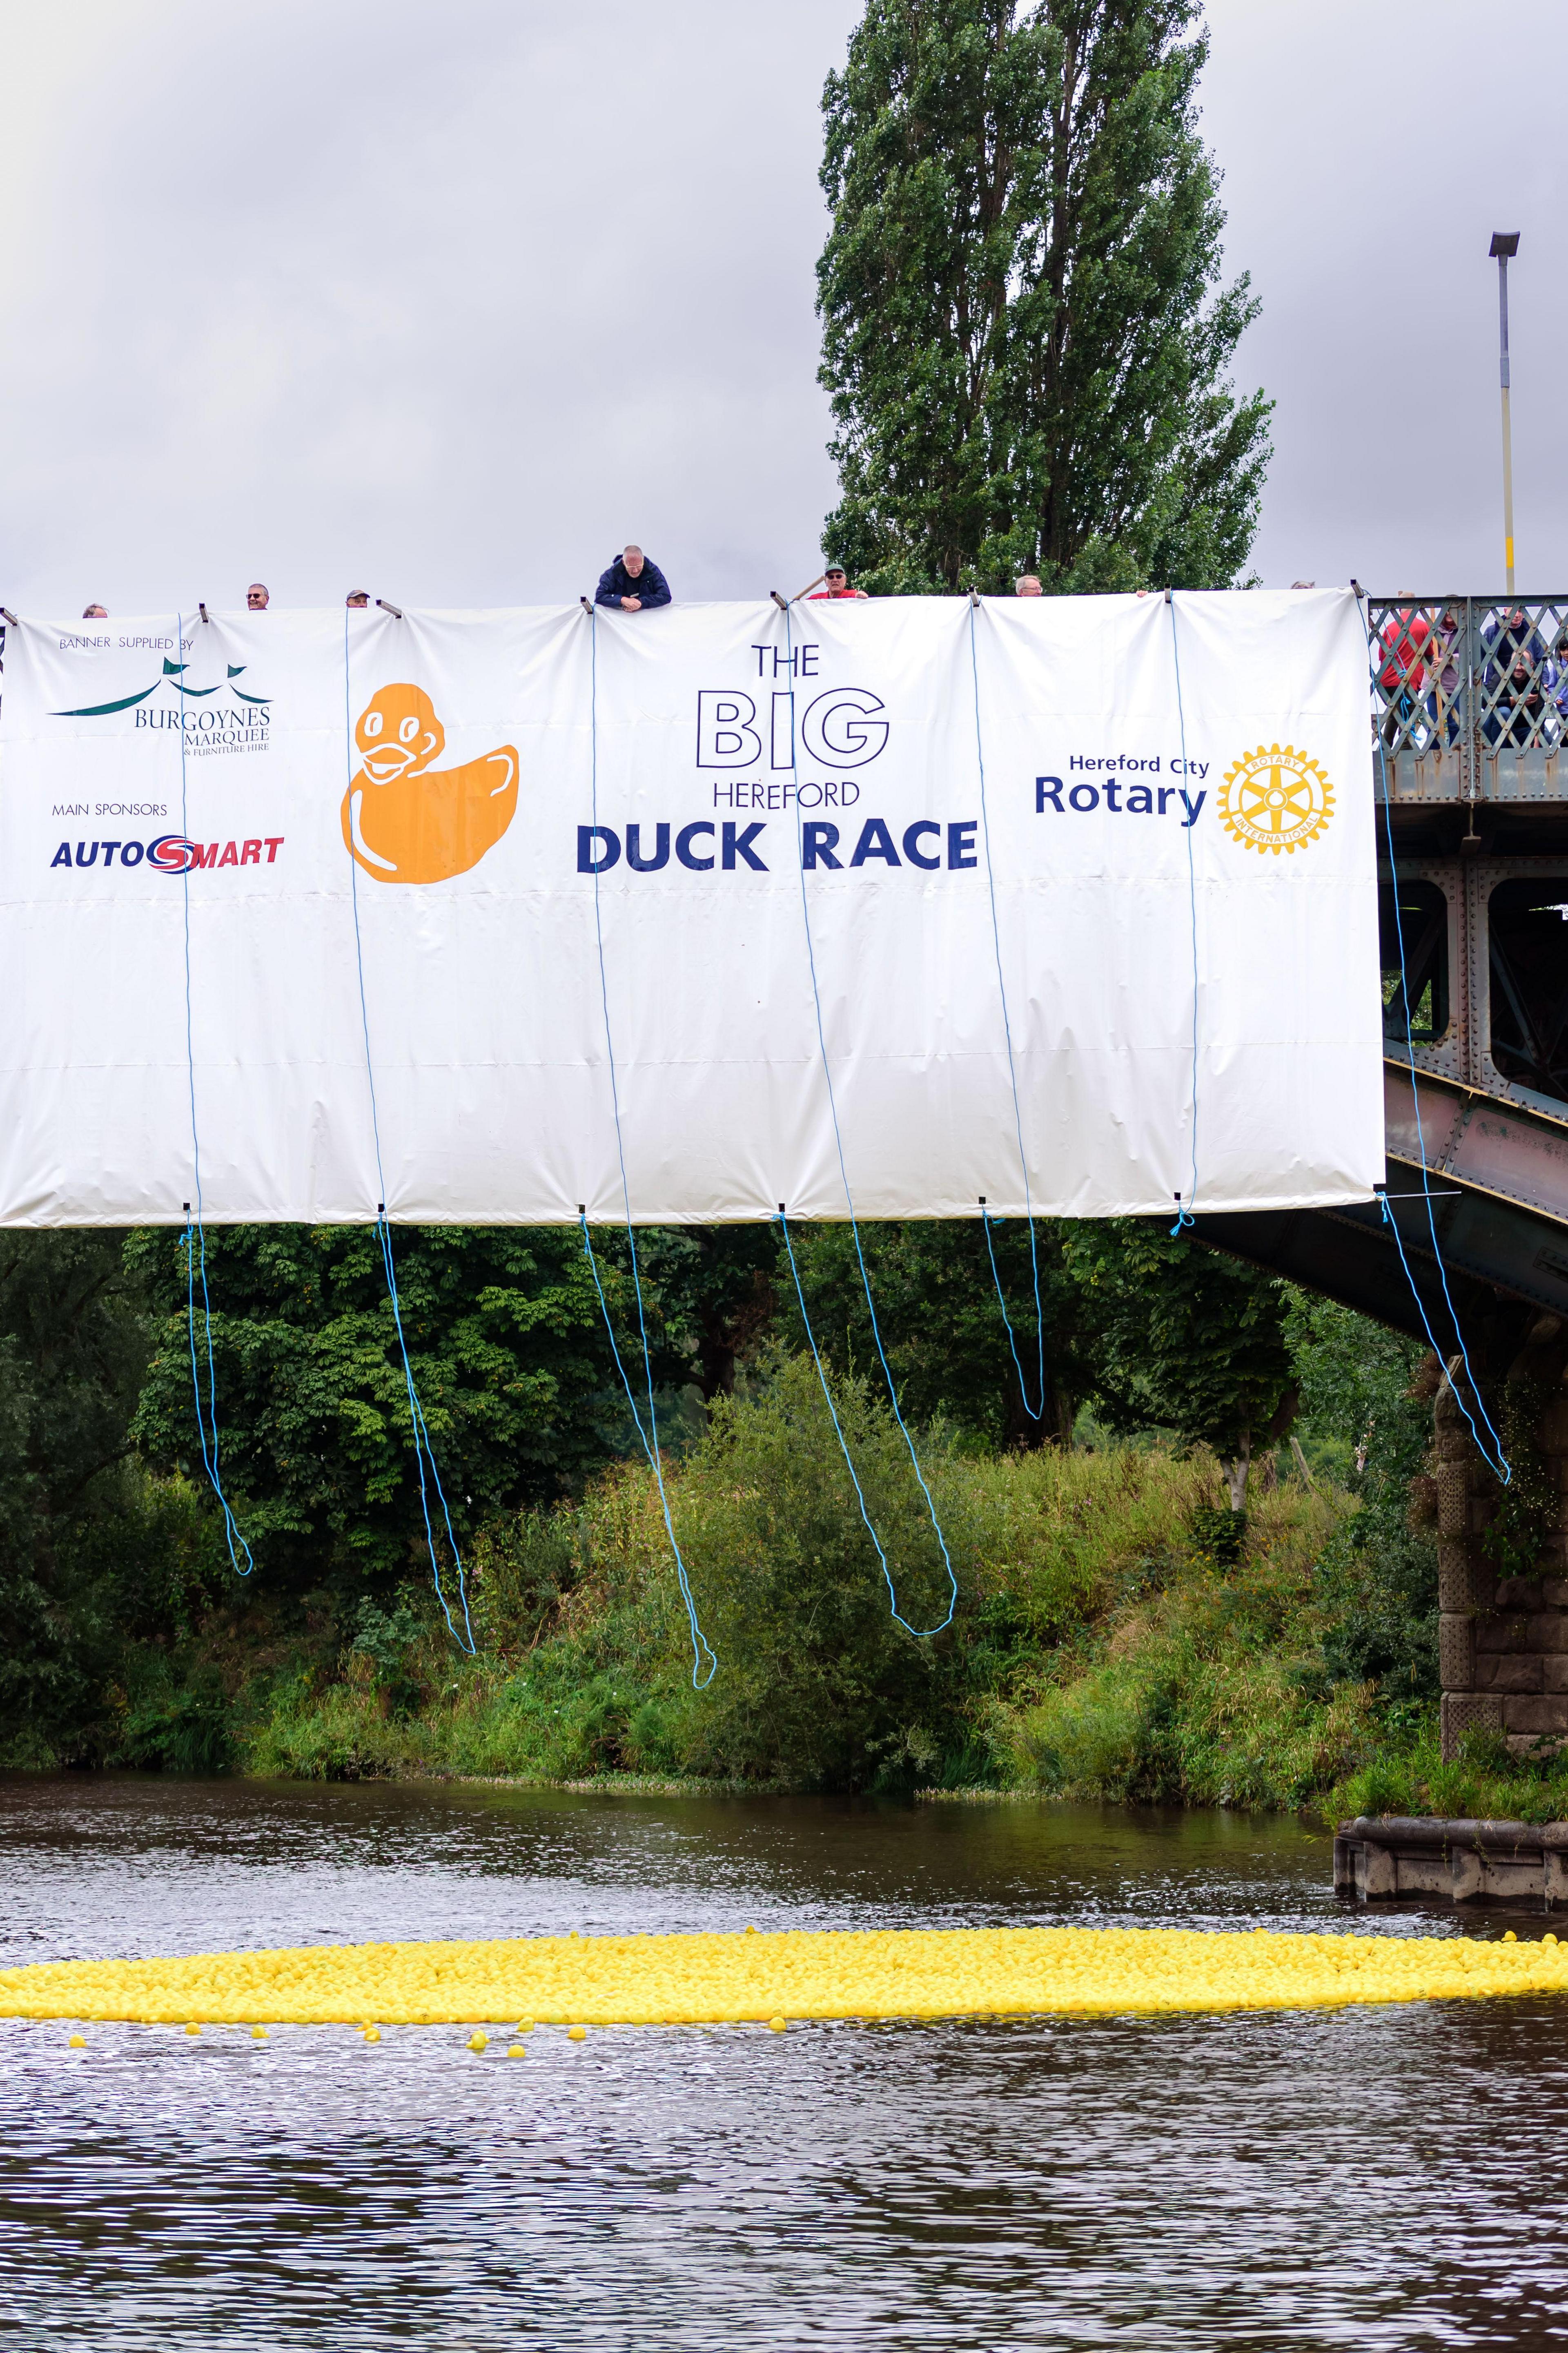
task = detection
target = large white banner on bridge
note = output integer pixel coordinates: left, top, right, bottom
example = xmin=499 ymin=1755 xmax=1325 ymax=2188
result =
xmin=0 ymin=590 xmax=1381 ymax=1226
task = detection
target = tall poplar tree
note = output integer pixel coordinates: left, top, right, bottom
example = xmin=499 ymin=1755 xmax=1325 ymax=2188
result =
xmin=817 ymin=0 xmax=1271 ymax=593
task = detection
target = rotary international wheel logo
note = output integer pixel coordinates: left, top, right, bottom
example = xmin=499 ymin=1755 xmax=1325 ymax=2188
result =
xmin=1218 ymin=744 xmax=1334 ymax=855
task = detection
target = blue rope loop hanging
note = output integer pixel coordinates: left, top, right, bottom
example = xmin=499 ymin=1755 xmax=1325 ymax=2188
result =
xmin=1357 ymin=596 xmax=1510 ymax=1482
xmin=1167 ymin=588 xmax=1200 ymax=1237
xmin=578 ymin=1214 xmax=716 ymax=1689
xmin=777 ymin=1209 xmax=955 ymax=1638
xmin=583 ymin=606 xmax=716 ymax=1689
xmin=967 ymin=598 xmax=1048 ymax=1424
xmin=777 ymin=598 xmax=958 ymax=1636
xmin=342 ymin=609 xmax=478 ymax=1650
xmin=374 ymin=1212 xmax=476 ymax=1653
xmin=181 ymin=1216 xmax=254 ymax=1578
xmin=175 ymin=608 xmax=253 ymax=1577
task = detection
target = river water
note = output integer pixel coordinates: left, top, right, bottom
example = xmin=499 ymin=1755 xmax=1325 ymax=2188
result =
xmin=0 ymin=1775 xmax=1564 ymax=2349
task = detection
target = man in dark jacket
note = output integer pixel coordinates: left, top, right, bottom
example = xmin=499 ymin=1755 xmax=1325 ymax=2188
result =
xmin=595 ymin=546 xmax=671 ymax=612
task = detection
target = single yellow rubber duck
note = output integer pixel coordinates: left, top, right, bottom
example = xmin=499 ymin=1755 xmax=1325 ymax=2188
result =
xmin=342 ymin=684 xmax=517 ymax=885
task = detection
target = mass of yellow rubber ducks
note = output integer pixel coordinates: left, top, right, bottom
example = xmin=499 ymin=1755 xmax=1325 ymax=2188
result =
xmin=8 ymin=1922 xmax=1568 ymax=2033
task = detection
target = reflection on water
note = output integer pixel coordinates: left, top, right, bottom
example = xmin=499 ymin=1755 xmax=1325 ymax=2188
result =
xmin=0 ymin=1776 xmax=1564 ymax=2349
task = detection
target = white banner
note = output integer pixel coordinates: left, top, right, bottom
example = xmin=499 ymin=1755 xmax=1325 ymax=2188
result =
xmin=0 ymin=591 xmax=1381 ymax=1227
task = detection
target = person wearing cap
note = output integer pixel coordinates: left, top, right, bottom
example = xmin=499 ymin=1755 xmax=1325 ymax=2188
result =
xmin=346 ymin=590 xmax=370 ymax=609
xmin=808 ymin=565 xmax=867 ymax=600
xmin=247 ymin=583 xmax=270 ymax=610
xmin=595 ymin=545 xmax=670 ymax=613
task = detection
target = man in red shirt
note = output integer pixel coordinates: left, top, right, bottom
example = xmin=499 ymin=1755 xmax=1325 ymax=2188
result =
xmin=809 ymin=565 xmax=868 ymax=600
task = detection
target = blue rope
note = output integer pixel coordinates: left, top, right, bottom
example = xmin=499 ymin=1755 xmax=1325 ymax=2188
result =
xmin=342 ymin=611 xmax=476 ymax=1650
xmin=967 ymin=599 xmax=1047 ymax=1423
xmin=1168 ymin=591 xmax=1200 ymax=1235
xmin=777 ymin=1209 xmax=950 ymax=1635
xmin=579 ymin=1216 xmax=716 ymax=1688
xmin=583 ymin=607 xmax=716 ymax=1688
xmin=779 ymin=601 xmax=957 ymax=1636
xmin=1358 ymin=598 xmax=1510 ymax=1481
xmin=175 ymin=608 xmax=253 ymax=1577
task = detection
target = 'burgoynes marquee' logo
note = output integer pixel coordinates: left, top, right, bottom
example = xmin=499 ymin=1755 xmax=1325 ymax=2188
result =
xmin=342 ymin=685 xmax=517 ymax=884
xmin=52 ymin=657 xmax=272 ymax=758
xmin=1217 ymin=744 xmax=1334 ymax=855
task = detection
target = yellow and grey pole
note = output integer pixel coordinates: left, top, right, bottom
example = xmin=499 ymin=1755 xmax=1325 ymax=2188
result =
xmin=1490 ymin=230 xmax=1520 ymax=593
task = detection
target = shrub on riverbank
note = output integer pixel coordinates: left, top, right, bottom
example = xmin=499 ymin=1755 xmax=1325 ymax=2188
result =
xmin=224 ymin=1354 xmax=1440 ymax=1810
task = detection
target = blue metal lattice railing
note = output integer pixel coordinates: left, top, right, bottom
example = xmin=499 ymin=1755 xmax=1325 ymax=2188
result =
xmin=1368 ymin=595 xmax=1568 ymax=804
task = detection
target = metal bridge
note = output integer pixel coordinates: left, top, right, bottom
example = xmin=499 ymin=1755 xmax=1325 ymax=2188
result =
xmin=1197 ymin=594 xmax=1568 ymax=1357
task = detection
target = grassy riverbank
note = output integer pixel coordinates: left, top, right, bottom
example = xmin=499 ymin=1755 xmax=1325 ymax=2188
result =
xmin=90 ymin=1351 xmax=1568 ymax=1824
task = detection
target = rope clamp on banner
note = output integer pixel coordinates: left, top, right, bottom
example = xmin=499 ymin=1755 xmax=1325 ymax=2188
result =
xmin=769 ymin=590 xmax=788 ymax=611
xmin=0 ymin=608 xmax=19 ymax=627
xmin=579 ymin=597 xmax=594 ymax=614
xmin=375 ymin=599 xmax=403 ymax=619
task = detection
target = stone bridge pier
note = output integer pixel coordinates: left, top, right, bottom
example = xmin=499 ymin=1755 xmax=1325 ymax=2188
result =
xmin=1434 ymin=1316 xmax=1568 ymax=1761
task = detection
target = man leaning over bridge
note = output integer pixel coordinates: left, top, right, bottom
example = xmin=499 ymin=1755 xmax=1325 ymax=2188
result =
xmin=595 ymin=545 xmax=670 ymax=613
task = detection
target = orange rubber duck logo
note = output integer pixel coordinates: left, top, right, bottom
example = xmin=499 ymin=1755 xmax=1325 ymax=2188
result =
xmin=341 ymin=684 xmax=518 ymax=884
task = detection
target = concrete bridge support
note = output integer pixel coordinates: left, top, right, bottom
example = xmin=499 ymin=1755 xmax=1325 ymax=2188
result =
xmin=1434 ymin=1318 xmax=1568 ymax=1761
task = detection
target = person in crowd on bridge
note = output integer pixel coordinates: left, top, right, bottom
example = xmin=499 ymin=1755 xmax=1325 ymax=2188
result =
xmin=808 ymin=565 xmax=867 ymax=600
xmin=346 ymin=589 xmax=369 ymax=609
xmin=1551 ymin=631 xmax=1568 ymax=734
xmin=82 ymin=603 xmax=107 ymax=618
xmin=1376 ymin=605 xmax=1431 ymax=749
xmin=247 ymin=582 xmax=270 ymax=611
xmin=1481 ymin=607 xmax=1551 ymax=749
xmin=595 ymin=546 xmax=670 ymax=613
xmin=1015 ymin=575 xmax=1043 ymax=595
xmin=1425 ymin=608 xmax=1463 ymax=747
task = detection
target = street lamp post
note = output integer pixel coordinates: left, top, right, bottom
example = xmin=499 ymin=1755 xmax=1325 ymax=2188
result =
xmin=1490 ymin=231 xmax=1520 ymax=593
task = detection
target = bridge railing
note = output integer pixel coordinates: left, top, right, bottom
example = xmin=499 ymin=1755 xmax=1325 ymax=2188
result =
xmin=1368 ymin=595 xmax=1568 ymax=804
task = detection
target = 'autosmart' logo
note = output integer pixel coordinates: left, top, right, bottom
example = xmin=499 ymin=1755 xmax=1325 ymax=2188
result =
xmin=49 ymin=835 xmax=285 ymax=872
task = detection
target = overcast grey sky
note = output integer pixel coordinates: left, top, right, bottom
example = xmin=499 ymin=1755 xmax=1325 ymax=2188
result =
xmin=1 ymin=0 xmax=1561 ymax=614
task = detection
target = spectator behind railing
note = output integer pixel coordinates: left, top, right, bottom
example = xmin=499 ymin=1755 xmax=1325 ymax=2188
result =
xmin=1377 ymin=605 xmax=1430 ymax=747
xmin=1552 ymin=631 xmax=1568 ymax=733
xmin=82 ymin=603 xmax=107 ymax=619
xmin=808 ymin=565 xmax=867 ymax=600
xmin=1015 ymin=575 xmax=1043 ymax=596
xmin=1425 ymin=607 xmax=1463 ymax=747
xmin=247 ymin=583 xmax=270 ymax=611
xmin=346 ymin=590 xmax=369 ymax=609
xmin=595 ymin=546 xmax=670 ymax=613
xmin=1482 ymin=607 xmax=1553 ymax=749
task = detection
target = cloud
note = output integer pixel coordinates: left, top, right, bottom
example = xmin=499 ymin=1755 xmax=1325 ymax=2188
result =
xmin=2 ymin=0 xmax=1562 ymax=615
xmin=0 ymin=0 xmax=856 ymax=615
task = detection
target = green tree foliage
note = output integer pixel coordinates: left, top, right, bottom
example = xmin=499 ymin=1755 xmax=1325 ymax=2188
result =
xmin=0 ymin=1233 xmax=156 ymax=1749
xmin=780 ymin=1216 xmax=1090 ymax=1445
xmin=817 ymin=0 xmax=1271 ymax=592
xmin=127 ymin=1224 xmax=624 ymax=1587
xmin=631 ymin=1224 xmax=779 ymax=1400
xmin=1288 ymin=1305 xmax=1438 ymax=1708
xmin=663 ymin=1357 xmax=962 ymax=1788
xmin=1063 ymin=1221 xmax=1296 ymax=1503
